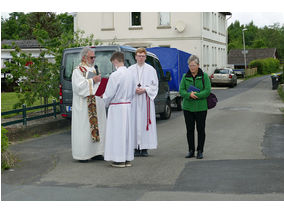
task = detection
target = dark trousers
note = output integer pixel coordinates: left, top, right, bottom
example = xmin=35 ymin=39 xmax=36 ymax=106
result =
xmin=183 ymin=110 xmax=207 ymax=153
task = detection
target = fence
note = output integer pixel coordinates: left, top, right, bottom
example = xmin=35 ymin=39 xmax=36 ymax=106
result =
xmin=1 ymin=100 xmax=60 ymax=127
xmin=245 ymin=68 xmax=258 ymax=77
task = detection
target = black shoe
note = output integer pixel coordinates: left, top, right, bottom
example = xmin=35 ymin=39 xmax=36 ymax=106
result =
xmin=185 ymin=150 xmax=195 ymax=158
xmin=78 ymin=160 xmax=88 ymax=163
xmin=196 ymin=151 xmax=203 ymax=159
xmin=91 ymin=155 xmax=104 ymax=160
xmin=134 ymin=149 xmax=141 ymax=157
xmin=141 ymin=149 xmax=149 ymax=157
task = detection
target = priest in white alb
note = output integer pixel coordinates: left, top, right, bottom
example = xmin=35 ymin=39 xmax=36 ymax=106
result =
xmin=128 ymin=48 xmax=159 ymax=157
xmin=103 ymin=52 xmax=136 ymax=168
xmin=71 ymin=47 xmax=106 ymax=162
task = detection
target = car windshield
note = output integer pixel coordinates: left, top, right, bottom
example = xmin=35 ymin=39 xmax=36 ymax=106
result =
xmin=64 ymin=50 xmax=115 ymax=80
xmin=214 ymin=69 xmax=230 ymax=74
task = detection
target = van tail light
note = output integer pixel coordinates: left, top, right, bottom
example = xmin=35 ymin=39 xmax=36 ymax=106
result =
xmin=229 ymin=74 xmax=233 ymax=79
xmin=210 ymin=74 xmax=214 ymax=79
xmin=59 ymin=84 xmax=63 ymax=104
xmin=61 ymin=114 xmax=67 ymax=117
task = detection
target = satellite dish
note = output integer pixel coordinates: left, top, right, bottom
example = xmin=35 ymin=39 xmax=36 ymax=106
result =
xmin=175 ymin=21 xmax=185 ymax=32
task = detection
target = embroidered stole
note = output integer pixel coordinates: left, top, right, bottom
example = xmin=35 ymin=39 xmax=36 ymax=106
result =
xmin=79 ymin=66 xmax=100 ymax=142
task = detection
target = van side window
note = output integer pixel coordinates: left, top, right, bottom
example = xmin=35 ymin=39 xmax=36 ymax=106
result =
xmin=146 ymin=56 xmax=161 ymax=79
xmin=65 ymin=53 xmax=81 ymax=80
xmin=124 ymin=51 xmax=136 ymax=67
xmin=154 ymin=58 xmax=164 ymax=80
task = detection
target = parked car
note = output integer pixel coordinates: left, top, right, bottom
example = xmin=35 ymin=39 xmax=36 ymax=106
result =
xmin=233 ymin=69 xmax=246 ymax=78
xmin=59 ymin=45 xmax=172 ymax=120
xmin=210 ymin=68 xmax=237 ymax=87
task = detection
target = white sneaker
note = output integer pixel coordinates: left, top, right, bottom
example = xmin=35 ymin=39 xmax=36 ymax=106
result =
xmin=125 ymin=161 xmax=132 ymax=167
xmin=111 ymin=162 xmax=125 ymax=168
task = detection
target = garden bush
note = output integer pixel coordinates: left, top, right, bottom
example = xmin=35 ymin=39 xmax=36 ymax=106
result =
xmin=1 ymin=127 xmax=16 ymax=170
xmin=249 ymin=57 xmax=280 ymax=74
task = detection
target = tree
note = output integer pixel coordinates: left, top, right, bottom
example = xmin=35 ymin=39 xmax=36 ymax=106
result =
xmin=228 ymin=20 xmax=284 ymax=59
xmin=1 ymin=12 xmax=73 ymax=40
xmin=2 ymin=30 xmax=101 ymax=109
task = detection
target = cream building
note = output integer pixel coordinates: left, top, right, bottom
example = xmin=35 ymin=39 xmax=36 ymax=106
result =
xmin=73 ymin=12 xmax=231 ymax=74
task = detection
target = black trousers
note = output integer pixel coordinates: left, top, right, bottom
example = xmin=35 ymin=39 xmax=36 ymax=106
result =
xmin=183 ymin=110 xmax=207 ymax=153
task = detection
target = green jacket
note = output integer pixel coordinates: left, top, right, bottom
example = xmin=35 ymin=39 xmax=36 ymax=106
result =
xmin=179 ymin=68 xmax=211 ymax=112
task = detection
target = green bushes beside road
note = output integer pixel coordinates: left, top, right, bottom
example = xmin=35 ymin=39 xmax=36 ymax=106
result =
xmin=1 ymin=127 xmax=16 ymax=170
xmin=249 ymin=57 xmax=280 ymax=75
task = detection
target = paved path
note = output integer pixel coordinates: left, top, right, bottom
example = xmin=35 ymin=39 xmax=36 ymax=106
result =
xmin=2 ymin=76 xmax=284 ymax=201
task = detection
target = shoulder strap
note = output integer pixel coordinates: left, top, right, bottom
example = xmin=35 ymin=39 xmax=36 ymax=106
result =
xmin=202 ymin=72 xmax=205 ymax=89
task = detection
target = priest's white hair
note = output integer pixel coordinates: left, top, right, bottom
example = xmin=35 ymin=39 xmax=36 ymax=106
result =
xmin=80 ymin=47 xmax=94 ymax=61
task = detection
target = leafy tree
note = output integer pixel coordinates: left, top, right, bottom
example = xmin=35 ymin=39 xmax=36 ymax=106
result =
xmin=2 ymin=30 xmax=101 ymax=109
xmin=228 ymin=20 xmax=284 ymax=59
xmin=1 ymin=12 xmax=73 ymax=40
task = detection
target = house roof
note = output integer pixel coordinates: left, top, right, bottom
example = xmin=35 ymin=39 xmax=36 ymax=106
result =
xmin=1 ymin=40 xmax=41 ymax=49
xmin=228 ymin=48 xmax=278 ymax=65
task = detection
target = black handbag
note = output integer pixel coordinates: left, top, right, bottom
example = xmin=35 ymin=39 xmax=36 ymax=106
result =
xmin=202 ymin=72 xmax=218 ymax=109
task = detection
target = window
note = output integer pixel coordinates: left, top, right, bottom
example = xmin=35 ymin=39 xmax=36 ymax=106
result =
xmin=64 ymin=50 xmax=114 ymax=80
xmin=64 ymin=52 xmax=81 ymax=80
xmin=101 ymin=12 xmax=114 ymax=30
xmin=124 ymin=51 xmax=136 ymax=67
xmin=159 ymin=12 xmax=170 ymax=26
xmin=153 ymin=58 xmax=163 ymax=80
xmin=131 ymin=12 xmax=141 ymax=26
xmin=212 ymin=12 xmax=217 ymax=33
xmin=203 ymin=12 xmax=210 ymax=30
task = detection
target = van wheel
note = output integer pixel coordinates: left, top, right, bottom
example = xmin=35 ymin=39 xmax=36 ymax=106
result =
xmin=160 ymin=100 xmax=171 ymax=120
xmin=176 ymin=97 xmax=182 ymax=111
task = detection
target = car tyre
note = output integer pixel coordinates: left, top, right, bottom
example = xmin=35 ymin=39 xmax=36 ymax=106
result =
xmin=160 ymin=100 xmax=171 ymax=120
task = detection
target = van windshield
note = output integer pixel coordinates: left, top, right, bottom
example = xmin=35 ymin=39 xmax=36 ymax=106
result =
xmin=64 ymin=50 xmax=114 ymax=80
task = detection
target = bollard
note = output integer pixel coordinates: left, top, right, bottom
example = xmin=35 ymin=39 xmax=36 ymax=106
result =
xmin=22 ymin=104 xmax=27 ymax=126
xmin=53 ymin=99 xmax=57 ymax=118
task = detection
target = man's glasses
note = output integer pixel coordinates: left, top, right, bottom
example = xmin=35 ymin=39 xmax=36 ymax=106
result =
xmin=137 ymin=55 xmax=146 ymax=58
xmin=89 ymin=56 xmax=96 ymax=60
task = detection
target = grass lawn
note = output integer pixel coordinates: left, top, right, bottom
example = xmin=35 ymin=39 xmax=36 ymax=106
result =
xmin=1 ymin=92 xmax=58 ymax=118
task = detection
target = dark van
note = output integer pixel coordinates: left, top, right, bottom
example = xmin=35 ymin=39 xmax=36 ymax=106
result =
xmin=59 ymin=45 xmax=172 ymax=119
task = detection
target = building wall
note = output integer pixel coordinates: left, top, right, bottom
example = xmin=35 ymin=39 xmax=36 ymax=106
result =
xmin=74 ymin=12 xmax=229 ymax=74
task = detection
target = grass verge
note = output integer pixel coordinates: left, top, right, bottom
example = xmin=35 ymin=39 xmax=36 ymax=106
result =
xmin=1 ymin=92 xmax=57 ymax=119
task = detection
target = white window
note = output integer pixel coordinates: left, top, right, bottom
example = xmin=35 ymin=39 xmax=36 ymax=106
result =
xmin=159 ymin=12 xmax=170 ymax=26
xmin=203 ymin=12 xmax=210 ymax=30
xmin=212 ymin=12 xmax=217 ymax=33
xmin=101 ymin=12 xmax=114 ymax=30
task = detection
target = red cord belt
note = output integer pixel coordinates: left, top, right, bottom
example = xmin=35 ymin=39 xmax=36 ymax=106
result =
xmin=109 ymin=102 xmax=131 ymax=105
xmin=146 ymin=94 xmax=151 ymax=131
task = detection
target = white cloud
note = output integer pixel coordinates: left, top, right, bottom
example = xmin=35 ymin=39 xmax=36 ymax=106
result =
xmin=228 ymin=12 xmax=284 ymax=27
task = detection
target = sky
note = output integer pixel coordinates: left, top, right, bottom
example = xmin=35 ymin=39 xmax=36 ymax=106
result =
xmin=228 ymin=12 xmax=284 ymax=27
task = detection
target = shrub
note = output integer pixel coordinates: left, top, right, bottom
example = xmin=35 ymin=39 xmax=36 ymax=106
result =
xmin=249 ymin=57 xmax=280 ymax=74
xmin=249 ymin=59 xmax=264 ymax=74
xmin=1 ymin=127 xmax=16 ymax=170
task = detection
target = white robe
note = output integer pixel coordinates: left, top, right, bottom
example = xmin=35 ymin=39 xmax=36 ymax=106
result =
xmin=71 ymin=64 xmax=106 ymax=160
xmin=128 ymin=63 xmax=159 ymax=150
xmin=103 ymin=66 xmax=136 ymax=162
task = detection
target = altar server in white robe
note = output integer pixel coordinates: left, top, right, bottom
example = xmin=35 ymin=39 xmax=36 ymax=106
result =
xmin=103 ymin=52 xmax=136 ymax=168
xmin=71 ymin=47 xmax=106 ymax=162
xmin=128 ymin=48 xmax=159 ymax=157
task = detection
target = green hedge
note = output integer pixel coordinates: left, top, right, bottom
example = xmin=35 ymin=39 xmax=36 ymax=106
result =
xmin=1 ymin=127 xmax=16 ymax=170
xmin=249 ymin=57 xmax=280 ymax=74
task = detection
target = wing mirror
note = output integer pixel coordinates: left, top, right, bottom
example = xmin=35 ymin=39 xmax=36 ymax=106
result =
xmin=165 ymin=71 xmax=171 ymax=81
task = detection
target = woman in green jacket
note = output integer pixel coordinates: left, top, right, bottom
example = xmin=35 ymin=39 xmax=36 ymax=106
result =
xmin=179 ymin=55 xmax=211 ymax=159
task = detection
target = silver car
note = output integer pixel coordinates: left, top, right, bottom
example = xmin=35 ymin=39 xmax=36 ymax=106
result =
xmin=210 ymin=68 xmax=237 ymax=87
